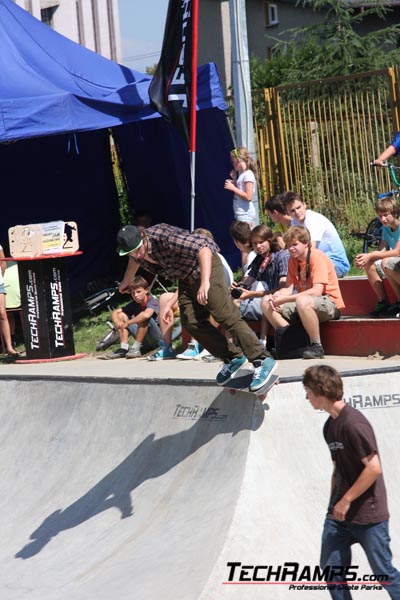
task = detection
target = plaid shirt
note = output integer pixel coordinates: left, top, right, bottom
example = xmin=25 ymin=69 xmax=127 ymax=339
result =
xmin=133 ymin=223 xmax=220 ymax=282
xmin=247 ymin=249 xmax=289 ymax=291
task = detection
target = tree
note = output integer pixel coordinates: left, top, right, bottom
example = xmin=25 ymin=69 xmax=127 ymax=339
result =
xmin=251 ymin=0 xmax=400 ymax=88
xmin=146 ymin=64 xmax=158 ymax=76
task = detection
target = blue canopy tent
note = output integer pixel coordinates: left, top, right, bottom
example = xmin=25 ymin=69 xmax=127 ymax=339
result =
xmin=0 ymin=0 xmax=239 ymax=293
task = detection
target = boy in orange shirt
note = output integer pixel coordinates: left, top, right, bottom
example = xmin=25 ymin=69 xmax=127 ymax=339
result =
xmin=261 ymin=226 xmax=345 ymax=358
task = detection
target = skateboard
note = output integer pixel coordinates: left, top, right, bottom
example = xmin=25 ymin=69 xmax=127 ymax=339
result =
xmin=222 ymin=366 xmax=279 ymax=400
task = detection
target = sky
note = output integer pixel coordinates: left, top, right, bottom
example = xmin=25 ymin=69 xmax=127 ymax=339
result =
xmin=118 ymin=0 xmax=169 ymax=73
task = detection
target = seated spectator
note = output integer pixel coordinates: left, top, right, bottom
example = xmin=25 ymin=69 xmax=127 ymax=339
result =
xmin=104 ymin=276 xmax=161 ymax=359
xmin=193 ymin=228 xmax=234 ymax=286
xmin=3 ymin=259 xmax=21 ymax=346
xmin=231 ymin=224 xmax=289 ymax=347
xmin=228 ymin=220 xmax=253 ymax=267
xmin=176 ymin=227 xmax=234 ymax=360
xmin=283 ymin=191 xmax=350 ymax=278
xmin=383 ymin=251 xmax=400 ymax=316
xmin=230 ymin=220 xmax=255 ymax=268
xmin=133 ymin=209 xmax=153 ymax=229
xmin=0 ymin=245 xmax=18 ymax=356
xmin=261 ymin=226 xmax=345 ymax=359
xmin=147 ymin=290 xmax=179 ymax=360
xmin=265 ymin=193 xmax=292 ymax=247
xmin=354 ymin=196 xmax=400 ymax=317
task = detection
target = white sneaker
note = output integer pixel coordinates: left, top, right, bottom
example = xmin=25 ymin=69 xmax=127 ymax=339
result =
xmin=176 ymin=340 xmax=203 ymax=360
xmin=194 ymin=347 xmax=211 ymax=361
xmin=126 ymin=346 xmax=141 ymax=359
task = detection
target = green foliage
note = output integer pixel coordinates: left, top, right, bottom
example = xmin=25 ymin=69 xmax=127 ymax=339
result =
xmin=146 ymin=64 xmax=158 ymax=76
xmin=73 ymin=310 xmax=115 ymax=355
xmin=337 ymin=224 xmax=365 ymax=276
xmin=251 ymin=0 xmax=400 ymax=88
xmin=117 ymin=187 xmax=132 ymax=226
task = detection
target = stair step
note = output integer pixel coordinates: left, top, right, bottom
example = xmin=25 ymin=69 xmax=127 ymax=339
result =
xmin=340 ymin=277 xmax=397 ymax=316
xmin=320 ymin=317 xmax=400 ymax=357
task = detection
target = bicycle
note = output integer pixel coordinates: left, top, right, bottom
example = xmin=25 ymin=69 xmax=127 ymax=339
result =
xmin=351 ymin=162 xmax=400 ymax=253
xmin=73 ymin=284 xmax=120 ymax=318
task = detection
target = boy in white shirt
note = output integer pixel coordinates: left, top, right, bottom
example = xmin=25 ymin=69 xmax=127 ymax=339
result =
xmin=283 ymin=192 xmax=350 ymax=278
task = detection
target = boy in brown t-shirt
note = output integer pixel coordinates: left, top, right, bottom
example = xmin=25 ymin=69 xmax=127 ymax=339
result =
xmin=303 ymin=364 xmax=400 ymax=599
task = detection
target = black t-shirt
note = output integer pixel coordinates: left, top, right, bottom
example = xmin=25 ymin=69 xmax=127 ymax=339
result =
xmin=323 ymin=404 xmax=389 ymax=524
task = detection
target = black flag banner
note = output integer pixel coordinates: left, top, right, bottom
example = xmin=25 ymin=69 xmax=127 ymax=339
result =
xmin=148 ymin=0 xmax=192 ymax=145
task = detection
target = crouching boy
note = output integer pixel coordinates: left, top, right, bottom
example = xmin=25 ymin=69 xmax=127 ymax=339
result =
xmin=105 ymin=276 xmax=161 ymax=359
xmin=261 ymin=226 xmax=345 ymax=359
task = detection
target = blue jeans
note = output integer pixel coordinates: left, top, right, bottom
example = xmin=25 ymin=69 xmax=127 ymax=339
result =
xmin=321 ymin=518 xmax=400 ymax=599
xmin=127 ymin=318 xmax=161 ymax=352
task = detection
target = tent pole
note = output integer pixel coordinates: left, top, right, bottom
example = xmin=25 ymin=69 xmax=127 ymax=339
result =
xmin=190 ymin=151 xmax=196 ymax=232
xmin=189 ymin=0 xmax=199 ymax=232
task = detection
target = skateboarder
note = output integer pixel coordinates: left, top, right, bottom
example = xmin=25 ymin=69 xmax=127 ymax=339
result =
xmin=117 ymin=224 xmax=277 ymax=391
xmin=303 ymin=364 xmax=400 ymax=599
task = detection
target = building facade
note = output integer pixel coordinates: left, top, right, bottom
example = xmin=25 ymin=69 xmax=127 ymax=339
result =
xmin=14 ymin=0 xmax=121 ymax=62
xmin=198 ymin=0 xmax=400 ymax=94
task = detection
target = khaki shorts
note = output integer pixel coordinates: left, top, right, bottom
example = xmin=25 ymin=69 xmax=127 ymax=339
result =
xmin=281 ymin=295 xmax=341 ymax=324
xmin=385 ymin=257 xmax=400 ymax=273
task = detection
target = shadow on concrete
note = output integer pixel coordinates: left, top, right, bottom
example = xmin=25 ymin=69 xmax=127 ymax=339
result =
xmin=16 ymin=391 xmax=264 ymax=559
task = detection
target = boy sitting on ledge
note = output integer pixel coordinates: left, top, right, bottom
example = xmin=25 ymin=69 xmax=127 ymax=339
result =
xmin=105 ymin=275 xmax=161 ymax=359
xmin=261 ymin=226 xmax=345 ymax=359
xmin=354 ymin=196 xmax=400 ymax=317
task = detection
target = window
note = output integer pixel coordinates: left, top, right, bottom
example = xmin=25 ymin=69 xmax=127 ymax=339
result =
xmin=264 ymin=2 xmax=279 ymax=27
xmin=266 ymin=46 xmax=279 ymax=60
xmin=41 ymin=5 xmax=58 ymax=28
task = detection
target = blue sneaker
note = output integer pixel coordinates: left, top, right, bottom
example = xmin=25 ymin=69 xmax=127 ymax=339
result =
xmin=249 ymin=356 xmax=277 ymax=392
xmin=176 ymin=340 xmax=203 ymax=360
xmin=216 ymin=355 xmax=247 ymax=386
xmin=147 ymin=341 xmax=175 ymax=361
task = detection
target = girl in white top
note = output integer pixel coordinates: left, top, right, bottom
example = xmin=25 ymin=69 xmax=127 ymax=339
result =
xmin=224 ymin=147 xmax=257 ymax=226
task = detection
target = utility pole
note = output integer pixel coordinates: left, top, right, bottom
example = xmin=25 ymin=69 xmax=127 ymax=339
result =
xmin=229 ymin=0 xmax=259 ymax=224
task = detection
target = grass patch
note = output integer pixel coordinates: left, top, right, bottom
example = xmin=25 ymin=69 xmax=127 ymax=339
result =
xmin=73 ymin=309 xmax=115 ymax=355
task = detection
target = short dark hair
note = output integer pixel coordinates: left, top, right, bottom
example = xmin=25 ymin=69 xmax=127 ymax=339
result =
xmin=230 ymin=220 xmax=252 ymax=245
xmin=130 ymin=275 xmax=150 ymax=290
xmin=250 ymin=224 xmax=281 ymax=253
xmin=303 ymin=365 xmax=343 ymax=400
xmin=265 ymin=193 xmax=287 ymax=215
xmin=282 ymin=191 xmax=304 ymax=210
xmin=250 ymin=224 xmax=273 ymax=241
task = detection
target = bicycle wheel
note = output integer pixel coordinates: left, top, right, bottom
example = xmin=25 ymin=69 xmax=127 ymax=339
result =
xmin=363 ymin=218 xmax=383 ymax=253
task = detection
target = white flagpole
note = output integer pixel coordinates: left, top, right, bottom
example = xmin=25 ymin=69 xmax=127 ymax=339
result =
xmin=189 ymin=0 xmax=199 ymax=232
